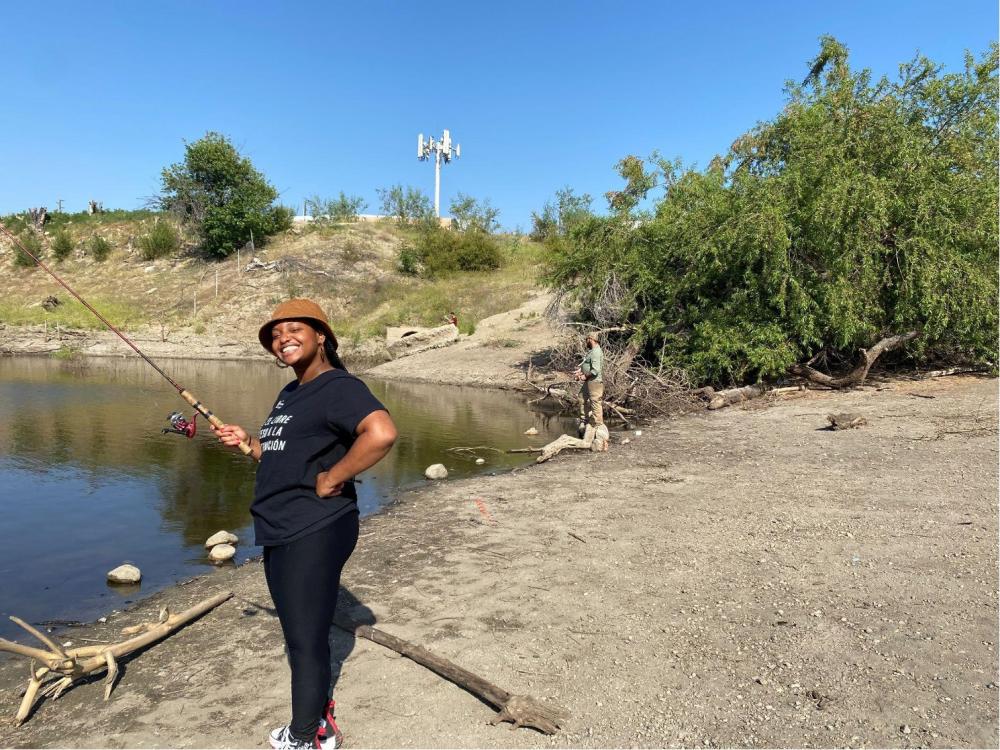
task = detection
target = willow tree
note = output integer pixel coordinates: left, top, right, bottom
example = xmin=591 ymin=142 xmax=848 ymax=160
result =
xmin=545 ymin=37 xmax=999 ymax=386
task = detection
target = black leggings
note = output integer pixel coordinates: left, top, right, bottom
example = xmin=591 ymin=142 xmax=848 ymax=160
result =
xmin=264 ymin=511 xmax=359 ymax=741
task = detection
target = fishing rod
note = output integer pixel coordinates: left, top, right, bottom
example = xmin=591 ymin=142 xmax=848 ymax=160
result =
xmin=0 ymin=220 xmax=252 ymax=455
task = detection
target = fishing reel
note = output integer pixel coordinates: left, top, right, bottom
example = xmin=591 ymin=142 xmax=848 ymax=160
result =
xmin=162 ymin=411 xmax=197 ymax=439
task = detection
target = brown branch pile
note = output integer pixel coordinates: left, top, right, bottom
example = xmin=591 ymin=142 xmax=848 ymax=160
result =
xmin=533 ymin=288 xmax=698 ymax=421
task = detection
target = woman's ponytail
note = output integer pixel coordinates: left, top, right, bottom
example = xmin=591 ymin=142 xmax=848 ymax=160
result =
xmin=323 ymin=337 xmax=348 ymax=372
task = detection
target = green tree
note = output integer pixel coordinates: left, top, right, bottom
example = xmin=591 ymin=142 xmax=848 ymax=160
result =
xmin=305 ymin=192 xmax=367 ymax=223
xmin=448 ymin=193 xmax=500 ymax=233
xmin=377 ymin=185 xmax=432 ymax=224
xmin=530 ymin=187 xmax=593 ymax=241
xmin=605 ymin=155 xmax=658 ymax=215
xmin=158 ymin=132 xmax=292 ymax=258
xmin=546 ymin=38 xmax=998 ymax=386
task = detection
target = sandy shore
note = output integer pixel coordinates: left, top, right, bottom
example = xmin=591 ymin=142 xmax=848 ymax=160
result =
xmin=0 ymin=372 xmax=996 ymax=748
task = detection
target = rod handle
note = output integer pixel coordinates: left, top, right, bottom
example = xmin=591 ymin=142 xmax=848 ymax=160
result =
xmin=179 ymin=390 xmax=253 ymax=455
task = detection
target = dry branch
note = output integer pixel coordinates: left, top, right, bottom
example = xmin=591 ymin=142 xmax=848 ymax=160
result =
xmin=789 ymin=332 xmax=919 ymax=388
xmin=335 ymin=618 xmax=567 ymax=734
xmin=707 ymin=383 xmax=768 ymax=410
xmin=0 ymin=591 xmax=232 ymax=726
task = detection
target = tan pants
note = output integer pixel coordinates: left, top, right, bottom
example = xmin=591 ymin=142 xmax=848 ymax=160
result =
xmin=580 ymin=380 xmax=604 ymax=427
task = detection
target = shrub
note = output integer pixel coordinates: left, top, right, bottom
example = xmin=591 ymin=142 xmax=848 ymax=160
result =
xmin=87 ymin=235 xmax=112 ymax=261
xmin=139 ymin=221 xmax=181 ymax=260
xmin=415 ymin=226 xmax=503 ymax=276
xmin=397 ymin=245 xmax=421 ymax=275
xmin=51 ymin=230 xmax=74 ymax=261
xmin=11 ymin=230 xmax=42 ymax=268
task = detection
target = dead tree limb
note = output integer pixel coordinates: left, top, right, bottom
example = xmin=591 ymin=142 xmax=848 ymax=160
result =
xmin=789 ymin=331 xmax=920 ymax=388
xmin=916 ymin=366 xmax=989 ymax=379
xmin=335 ymin=619 xmax=567 ymax=734
xmin=708 ymin=383 xmax=767 ymax=410
xmin=0 ymin=591 xmax=232 ymax=726
xmin=706 ymin=384 xmax=806 ymax=411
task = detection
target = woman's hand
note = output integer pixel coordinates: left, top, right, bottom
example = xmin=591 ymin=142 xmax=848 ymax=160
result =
xmin=314 ymin=411 xmax=397 ymax=499
xmin=315 ymin=471 xmax=345 ymax=498
xmin=211 ymin=423 xmax=250 ymax=451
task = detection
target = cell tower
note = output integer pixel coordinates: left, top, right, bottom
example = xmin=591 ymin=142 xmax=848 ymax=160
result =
xmin=417 ymin=129 xmax=461 ymax=218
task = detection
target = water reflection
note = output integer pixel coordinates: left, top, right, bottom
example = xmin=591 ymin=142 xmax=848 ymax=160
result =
xmin=0 ymin=356 xmax=574 ymax=637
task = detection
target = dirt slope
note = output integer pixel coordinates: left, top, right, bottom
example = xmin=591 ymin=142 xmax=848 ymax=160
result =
xmin=0 ymin=375 xmax=995 ymax=749
xmin=367 ymin=292 xmax=561 ymax=388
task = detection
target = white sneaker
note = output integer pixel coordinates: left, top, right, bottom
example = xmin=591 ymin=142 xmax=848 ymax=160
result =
xmin=268 ymin=725 xmax=331 ymax=749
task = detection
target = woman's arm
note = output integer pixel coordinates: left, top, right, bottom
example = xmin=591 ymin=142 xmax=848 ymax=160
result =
xmin=316 ymin=410 xmax=397 ymax=497
xmin=211 ymin=423 xmax=262 ymax=462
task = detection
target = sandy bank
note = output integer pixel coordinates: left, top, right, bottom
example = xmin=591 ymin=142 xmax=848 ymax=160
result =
xmin=0 ymin=374 xmax=996 ymax=748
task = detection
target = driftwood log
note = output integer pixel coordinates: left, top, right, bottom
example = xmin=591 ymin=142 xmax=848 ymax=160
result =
xmin=707 ymin=384 xmax=804 ymax=411
xmin=335 ymin=618 xmax=567 ymax=734
xmin=536 ymin=424 xmax=609 ymax=463
xmin=0 ymin=591 xmax=232 ymax=726
xmin=789 ymin=331 xmax=919 ymax=388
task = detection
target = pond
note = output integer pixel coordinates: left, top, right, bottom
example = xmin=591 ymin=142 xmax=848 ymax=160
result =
xmin=0 ymin=356 xmax=575 ymax=639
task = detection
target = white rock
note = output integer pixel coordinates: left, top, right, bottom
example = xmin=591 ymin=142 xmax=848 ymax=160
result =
xmin=208 ymin=544 xmax=236 ymax=563
xmin=475 ymin=458 xmax=486 ymax=465
xmin=107 ymin=564 xmax=141 ymax=584
xmin=621 ymin=438 xmax=631 ymax=445
xmin=205 ymin=530 xmax=238 ymax=548
xmin=634 ymin=430 xmax=642 ymax=436
xmin=524 ymin=427 xmax=539 ymax=435
xmin=424 ymin=463 xmax=448 ymax=480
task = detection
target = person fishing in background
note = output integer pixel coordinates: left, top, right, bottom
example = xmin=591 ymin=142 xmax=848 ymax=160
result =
xmin=212 ymin=299 xmax=397 ymax=750
xmin=575 ymin=332 xmax=604 ymax=430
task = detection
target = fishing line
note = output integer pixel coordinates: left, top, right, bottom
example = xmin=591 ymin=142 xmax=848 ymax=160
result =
xmin=0 ymin=220 xmax=251 ymax=455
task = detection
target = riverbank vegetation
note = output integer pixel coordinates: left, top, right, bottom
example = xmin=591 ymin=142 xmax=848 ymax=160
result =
xmin=542 ymin=37 xmax=998 ymax=392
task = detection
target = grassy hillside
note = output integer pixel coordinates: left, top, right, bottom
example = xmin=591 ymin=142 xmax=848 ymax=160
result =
xmin=0 ymin=212 xmax=548 ymax=350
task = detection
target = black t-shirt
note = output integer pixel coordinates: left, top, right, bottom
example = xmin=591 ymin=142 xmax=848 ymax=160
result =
xmin=251 ymin=369 xmax=386 ymax=546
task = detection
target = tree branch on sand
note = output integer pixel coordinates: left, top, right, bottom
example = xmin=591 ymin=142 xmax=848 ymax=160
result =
xmin=0 ymin=592 xmax=232 ymax=726
xmin=335 ymin=618 xmax=567 ymax=734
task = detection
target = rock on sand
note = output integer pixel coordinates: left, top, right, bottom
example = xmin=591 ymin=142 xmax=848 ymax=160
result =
xmin=424 ymin=464 xmax=448 ymax=480
xmin=107 ymin=564 xmax=141 ymax=584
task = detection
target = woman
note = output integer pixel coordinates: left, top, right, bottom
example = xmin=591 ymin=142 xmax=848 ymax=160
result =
xmin=213 ymin=299 xmax=397 ymax=750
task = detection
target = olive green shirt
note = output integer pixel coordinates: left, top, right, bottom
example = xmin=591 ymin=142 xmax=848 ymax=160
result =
xmin=580 ymin=344 xmax=603 ymax=382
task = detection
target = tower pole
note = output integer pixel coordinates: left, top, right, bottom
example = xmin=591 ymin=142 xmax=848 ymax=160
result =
xmin=434 ymin=149 xmax=442 ymax=218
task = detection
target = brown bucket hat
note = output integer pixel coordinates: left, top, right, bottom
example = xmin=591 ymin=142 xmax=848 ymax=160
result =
xmin=258 ymin=298 xmax=338 ymax=353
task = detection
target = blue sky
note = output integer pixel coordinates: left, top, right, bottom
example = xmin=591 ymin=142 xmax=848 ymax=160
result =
xmin=1 ymin=1 xmax=996 ymax=230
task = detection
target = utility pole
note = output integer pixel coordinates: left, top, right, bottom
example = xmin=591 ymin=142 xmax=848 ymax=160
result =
xmin=417 ymin=130 xmax=461 ymax=218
